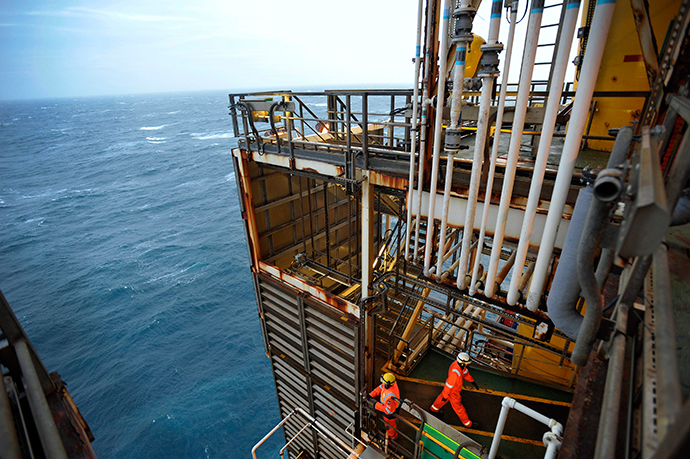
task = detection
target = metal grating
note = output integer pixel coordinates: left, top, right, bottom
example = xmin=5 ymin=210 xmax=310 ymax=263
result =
xmin=257 ymin=274 xmax=359 ymax=458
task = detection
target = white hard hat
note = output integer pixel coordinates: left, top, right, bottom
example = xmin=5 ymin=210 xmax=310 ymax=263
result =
xmin=456 ymin=352 xmax=471 ymax=365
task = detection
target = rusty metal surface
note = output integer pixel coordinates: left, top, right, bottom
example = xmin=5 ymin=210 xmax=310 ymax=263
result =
xmin=259 ymin=261 xmax=360 ymax=318
xmin=559 ymin=352 xmax=607 ymax=459
xmin=46 ymin=373 xmax=97 ymax=458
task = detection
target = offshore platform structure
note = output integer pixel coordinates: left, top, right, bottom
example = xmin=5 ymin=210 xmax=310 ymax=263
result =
xmin=231 ymin=0 xmax=690 ymax=458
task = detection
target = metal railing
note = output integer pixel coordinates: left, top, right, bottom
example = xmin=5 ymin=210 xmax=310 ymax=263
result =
xmin=229 ymin=90 xmax=415 ymax=178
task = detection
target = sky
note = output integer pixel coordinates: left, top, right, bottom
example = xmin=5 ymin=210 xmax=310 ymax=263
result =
xmin=0 ymin=0 xmax=425 ymax=100
xmin=0 ymin=1 xmax=561 ymax=101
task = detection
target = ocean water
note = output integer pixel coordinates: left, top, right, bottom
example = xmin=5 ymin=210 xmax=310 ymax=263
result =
xmin=0 ymin=91 xmax=284 ymax=458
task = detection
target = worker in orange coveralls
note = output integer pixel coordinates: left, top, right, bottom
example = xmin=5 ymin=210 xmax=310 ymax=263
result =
xmin=368 ymin=372 xmax=400 ymax=440
xmin=430 ymin=352 xmax=479 ymax=428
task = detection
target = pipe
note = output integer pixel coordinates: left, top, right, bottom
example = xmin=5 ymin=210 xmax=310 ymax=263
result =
xmin=488 ymin=397 xmax=563 ymax=459
xmin=423 ymin=0 xmax=454 ymax=276
xmin=436 ymin=149 xmax=458 ymax=277
xmin=468 ymin=0 xmax=519 ymax=296
xmin=458 ymin=0 xmax=502 ymax=290
xmin=571 ymin=192 xmax=610 ymax=365
xmin=14 ymin=340 xmax=69 ymax=459
xmin=413 ymin=0 xmax=438 ymax=262
xmin=279 ymin=422 xmax=313 ymax=459
xmin=506 ymin=0 xmax=582 ymax=304
xmin=458 ymin=76 xmax=493 ymax=289
xmin=572 ymin=127 xmax=633 ymax=364
xmin=593 ymin=302 xmax=629 ymax=459
xmin=526 ymin=0 xmax=618 ymax=311
xmin=484 ymin=0 xmax=545 ymax=298
xmin=405 ymin=0 xmax=427 ymax=260
xmin=437 ymin=0 xmax=474 ymax=278
xmin=545 ymin=186 xmax=593 ymax=339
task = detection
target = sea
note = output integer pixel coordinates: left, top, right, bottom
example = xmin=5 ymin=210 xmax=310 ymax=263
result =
xmin=0 ymin=90 xmax=285 ymax=458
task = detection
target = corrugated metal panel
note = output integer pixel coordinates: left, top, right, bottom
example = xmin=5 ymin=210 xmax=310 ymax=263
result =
xmin=257 ymin=273 xmax=359 ymax=459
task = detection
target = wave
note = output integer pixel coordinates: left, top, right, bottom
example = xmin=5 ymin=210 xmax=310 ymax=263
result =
xmin=146 ymin=136 xmax=167 ymax=143
xmin=190 ymin=132 xmax=233 ymax=140
xmin=140 ymin=125 xmax=167 ymax=131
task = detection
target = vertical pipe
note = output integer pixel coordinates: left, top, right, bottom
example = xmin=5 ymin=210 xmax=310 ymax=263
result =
xmin=506 ymin=0 xmax=582 ymax=305
xmin=405 ymin=0 xmax=427 ymax=260
xmin=423 ymin=0 xmax=454 ymax=276
xmin=436 ymin=40 xmax=468 ymax=277
xmin=484 ymin=0 xmax=545 ymax=298
xmin=461 ymin=0 xmax=504 ymax=290
xmin=526 ymin=0 xmax=618 ymax=311
xmin=413 ymin=0 xmax=438 ymax=262
xmin=487 ymin=401 xmax=511 ymax=459
xmin=468 ymin=0 xmax=519 ymax=296
xmin=362 ymin=172 xmax=374 ymax=299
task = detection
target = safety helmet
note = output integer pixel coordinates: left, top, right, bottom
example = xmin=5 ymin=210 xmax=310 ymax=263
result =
xmin=456 ymin=352 xmax=471 ymax=366
xmin=381 ymin=373 xmax=396 ymax=387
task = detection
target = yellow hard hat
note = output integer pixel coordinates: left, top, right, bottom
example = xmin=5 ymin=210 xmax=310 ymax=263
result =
xmin=381 ymin=373 xmax=396 ymax=386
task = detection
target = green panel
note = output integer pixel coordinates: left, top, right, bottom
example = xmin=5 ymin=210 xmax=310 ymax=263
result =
xmin=421 ymin=424 xmax=480 ymax=459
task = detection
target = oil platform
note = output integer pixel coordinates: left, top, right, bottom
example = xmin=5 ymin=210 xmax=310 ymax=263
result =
xmin=231 ymin=1 xmax=690 ymax=458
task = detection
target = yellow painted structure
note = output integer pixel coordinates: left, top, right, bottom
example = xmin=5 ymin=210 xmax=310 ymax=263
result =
xmin=577 ymin=0 xmax=679 ymax=151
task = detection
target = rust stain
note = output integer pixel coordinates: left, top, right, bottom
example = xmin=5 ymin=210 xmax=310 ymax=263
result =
xmin=369 ymin=171 xmax=409 ymax=190
xmin=259 ymin=261 xmax=360 ymax=318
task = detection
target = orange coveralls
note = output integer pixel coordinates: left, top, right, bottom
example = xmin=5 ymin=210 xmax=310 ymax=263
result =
xmin=369 ymin=382 xmax=400 ymax=440
xmin=430 ymin=361 xmax=475 ymax=427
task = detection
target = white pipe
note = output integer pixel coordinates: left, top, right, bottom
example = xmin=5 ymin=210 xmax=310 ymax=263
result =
xmin=484 ymin=2 xmax=544 ymax=298
xmin=457 ymin=0 xmax=501 ymax=290
xmin=448 ymin=306 xmax=482 ymax=350
xmin=405 ymin=0 xmax=427 ymax=260
xmin=468 ymin=1 xmax=519 ymax=296
xmin=458 ymin=77 xmax=492 ymax=289
xmin=436 ymin=41 xmax=469 ymax=277
xmin=423 ymin=0 xmax=454 ymax=276
xmin=526 ymin=0 xmax=618 ymax=311
xmin=413 ymin=0 xmax=437 ymax=262
xmin=488 ymin=397 xmax=563 ymax=459
xmin=506 ymin=0 xmax=581 ymax=305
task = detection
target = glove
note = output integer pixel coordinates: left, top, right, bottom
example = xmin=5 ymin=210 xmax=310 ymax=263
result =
xmin=471 ymin=381 xmax=479 ymax=391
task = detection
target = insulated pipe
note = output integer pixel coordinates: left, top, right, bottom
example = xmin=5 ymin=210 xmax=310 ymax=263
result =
xmin=488 ymin=397 xmax=563 ymax=459
xmin=405 ymin=0 xmax=427 ymax=260
xmin=571 ymin=127 xmax=632 ymax=364
xmin=545 ymin=186 xmax=593 ymax=339
xmin=526 ymin=0 xmax=618 ymax=311
xmin=468 ymin=0 xmax=519 ymax=296
xmin=546 ymin=126 xmax=631 ymax=340
xmin=484 ymin=0 xmax=545 ymax=298
xmin=571 ymin=192 xmax=611 ymax=365
xmin=506 ymin=0 xmax=582 ymax=304
xmin=423 ymin=0 xmax=454 ymax=276
xmin=458 ymin=0 xmax=502 ymax=290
